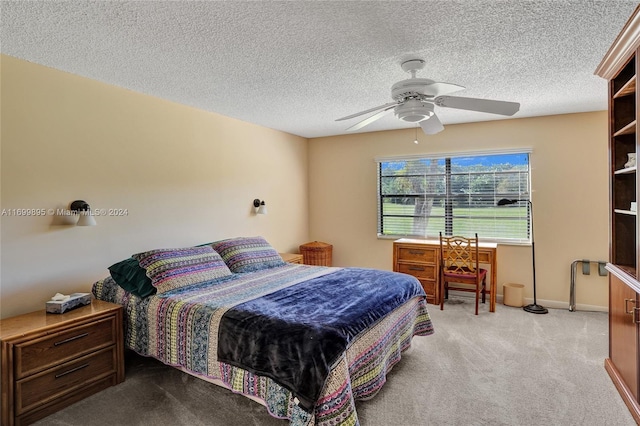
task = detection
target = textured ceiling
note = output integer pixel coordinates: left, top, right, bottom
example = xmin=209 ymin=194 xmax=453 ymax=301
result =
xmin=2 ymin=1 xmax=639 ymax=138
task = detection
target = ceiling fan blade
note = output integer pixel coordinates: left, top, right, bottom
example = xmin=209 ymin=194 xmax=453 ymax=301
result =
xmin=419 ymin=114 xmax=444 ymax=135
xmin=346 ymin=105 xmax=396 ymax=131
xmin=422 ymin=82 xmax=465 ymax=97
xmin=435 ymin=96 xmax=520 ymax=116
xmin=336 ymin=102 xmax=399 ymax=121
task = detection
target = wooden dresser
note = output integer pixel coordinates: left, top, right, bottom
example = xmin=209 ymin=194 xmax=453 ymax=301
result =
xmin=0 ymin=300 xmax=125 ymax=426
xmin=595 ymin=5 xmax=640 ymax=424
xmin=393 ymin=238 xmax=497 ymax=311
xmin=393 ymin=239 xmax=440 ymax=304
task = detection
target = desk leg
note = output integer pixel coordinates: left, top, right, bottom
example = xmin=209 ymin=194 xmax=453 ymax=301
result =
xmin=490 ymin=255 xmax=497 ymax=312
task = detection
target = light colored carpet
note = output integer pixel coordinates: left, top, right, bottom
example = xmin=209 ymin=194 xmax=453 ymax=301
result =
xmin=35 ymin=298 xmax=635 ymax=425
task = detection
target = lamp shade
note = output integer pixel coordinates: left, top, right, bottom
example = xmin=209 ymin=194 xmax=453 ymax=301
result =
xmin=257 ymin=202 xmax=268 ymax=215
xmin=77 ymin=210 xmax=96 ymax=226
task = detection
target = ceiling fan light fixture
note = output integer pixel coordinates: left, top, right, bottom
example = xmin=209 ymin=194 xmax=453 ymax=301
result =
xmin=335 ymin=57 xmax=519 ymax=134
xmin=391 ymin=78 xmax=435 ymax=101
xmin=394 ymin=99 xmax=434 ymax=123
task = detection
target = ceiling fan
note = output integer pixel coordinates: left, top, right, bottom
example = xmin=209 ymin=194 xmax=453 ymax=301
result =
xmin=336 ymin=58 xmax=520 ymax=135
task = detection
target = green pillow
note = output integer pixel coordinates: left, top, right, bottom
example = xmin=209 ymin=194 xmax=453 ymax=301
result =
xmin=108 ymin=257 xmax=156 ymax=298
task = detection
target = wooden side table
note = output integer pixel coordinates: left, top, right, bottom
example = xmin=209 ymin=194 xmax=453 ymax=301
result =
xmin=280 ymin=253 xmax=304 ymax=264
xmin=0 ymin=299 xmax=125 ymax=425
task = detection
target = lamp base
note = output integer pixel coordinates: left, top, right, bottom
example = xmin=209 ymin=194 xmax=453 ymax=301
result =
xmin=523 ymin=303 xmax=548 ymax=314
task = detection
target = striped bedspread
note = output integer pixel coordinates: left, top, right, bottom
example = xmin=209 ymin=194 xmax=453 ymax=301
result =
xmin=93 ymin=264 xmax=434 ymax=426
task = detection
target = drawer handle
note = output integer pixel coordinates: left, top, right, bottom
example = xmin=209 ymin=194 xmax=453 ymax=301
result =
xmin=625 ymin=298 xmax=636 ymax=315
xmin=55 ymin=363 xmax=89 ymax=378
xmin=54 ymin=332 xmax=89 ymax=346
xmin=408 ymin=267 xmax=425 ymax=271
xmin=408 ymin=250 xmax=424 ymax=255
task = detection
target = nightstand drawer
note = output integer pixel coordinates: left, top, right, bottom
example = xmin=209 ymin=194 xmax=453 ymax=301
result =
xmin=397 ymin=247 xmax=437 ymax=263
xmin=15 ymin=316 xmax=117 ymax=379
xmin=15 ymin=346 xmax=117 ymax=415
xmin=397 ymin=263 xmax=437 ymax=280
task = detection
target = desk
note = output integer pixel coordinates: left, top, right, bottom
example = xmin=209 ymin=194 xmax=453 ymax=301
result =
xmin=392 ymin=238 xmax=498 ymax=312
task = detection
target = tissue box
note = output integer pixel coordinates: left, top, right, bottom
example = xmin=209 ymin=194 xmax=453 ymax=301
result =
xmin=46 ymin=293 xmax=92 ymax=314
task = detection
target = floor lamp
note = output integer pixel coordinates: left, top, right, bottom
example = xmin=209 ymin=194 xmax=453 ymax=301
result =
xmin=497 ymin=198 xmax=548 ymax=314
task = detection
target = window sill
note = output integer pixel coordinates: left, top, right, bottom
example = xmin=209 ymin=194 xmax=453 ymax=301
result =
xmin=377 ymin=234 xmax=531 ymax=246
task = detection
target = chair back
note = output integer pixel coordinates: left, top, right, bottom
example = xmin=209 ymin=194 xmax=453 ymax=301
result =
xmin=439 ymin=233 xmax=480 ymax=275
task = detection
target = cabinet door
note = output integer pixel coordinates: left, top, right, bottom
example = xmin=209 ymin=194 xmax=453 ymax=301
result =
xmin=610 ymin=273 xmax=639 ymax=399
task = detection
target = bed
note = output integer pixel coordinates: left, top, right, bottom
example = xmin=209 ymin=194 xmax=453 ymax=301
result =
xmin=92 ymin=237 xmax=434 ymax=425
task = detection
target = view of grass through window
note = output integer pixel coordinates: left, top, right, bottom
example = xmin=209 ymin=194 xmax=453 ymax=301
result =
xmin=378 ymin=152 xmax=530 ymax=242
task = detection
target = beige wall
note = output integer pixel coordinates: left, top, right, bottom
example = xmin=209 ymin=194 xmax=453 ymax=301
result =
xmin=0 ymin=54 xmax=611 ymax=317
xmin=0 ymin=55 xmax=309 ymax=318
xmin=308 ymin=112 xmax=610 ymax=309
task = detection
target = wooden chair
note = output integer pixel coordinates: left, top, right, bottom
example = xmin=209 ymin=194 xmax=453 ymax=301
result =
xmin=439 ymin=232 xmax=488 ymax=315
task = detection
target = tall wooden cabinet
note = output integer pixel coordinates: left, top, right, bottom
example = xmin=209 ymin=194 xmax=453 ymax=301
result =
xmin=596 ymin=5 xmax=640 ymax=424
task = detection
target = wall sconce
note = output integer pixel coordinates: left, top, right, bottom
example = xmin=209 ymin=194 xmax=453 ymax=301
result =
xmin=253 ymin=199 xmax=268 ymax=215
xmin=70 ymin=200 xmax=97 ymax=226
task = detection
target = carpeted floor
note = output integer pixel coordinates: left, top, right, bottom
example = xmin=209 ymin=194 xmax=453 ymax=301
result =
xmin=34 ymin=297 xmax=635 ymax=425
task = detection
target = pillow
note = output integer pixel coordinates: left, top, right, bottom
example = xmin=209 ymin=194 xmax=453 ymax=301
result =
xmin=108 ymin=257 xmax=156 ymax=298
xmin=212 ymin=236 xmax=286 ymax=273
xmin=132 ymin=245 xmax=232 ymax=293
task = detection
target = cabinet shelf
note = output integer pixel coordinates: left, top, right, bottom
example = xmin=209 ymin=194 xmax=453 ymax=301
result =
xmin=615 ymin=209 xmax=638 ymax=216
xmin=611 ymin=263 xmax=638 ymax=283
xmin=614 ymin=165 xmax=637 ymax=174
xmin=608 ymin=264 xmax=640 ymax=296
xmin=614 ymin=75 xmax=636 ymax=98
xmin=614 ymin=120 xmax=637 ymax=137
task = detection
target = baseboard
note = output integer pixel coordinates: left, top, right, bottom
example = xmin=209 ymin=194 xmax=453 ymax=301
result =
xmin=446 ymin=290 xmax=608 ymax=313
xmin=529 ymin=298 xmax=608 ymax=312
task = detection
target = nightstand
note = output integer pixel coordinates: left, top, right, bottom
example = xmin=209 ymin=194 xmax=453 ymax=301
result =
xmin=280 ymin=253 xmax=304 ymax=264
xmin=0 ymin=299 xmax=124 ymax=426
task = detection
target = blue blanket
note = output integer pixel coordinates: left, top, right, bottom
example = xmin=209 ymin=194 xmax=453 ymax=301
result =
xmin=216 ymin=267 xmax=426 ymax=412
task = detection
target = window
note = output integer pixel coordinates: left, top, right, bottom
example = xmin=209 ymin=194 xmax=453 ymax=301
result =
xmin=377 ymin=150 xmax=531 ymax=243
